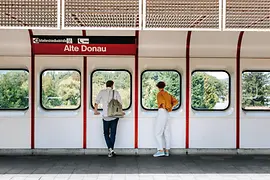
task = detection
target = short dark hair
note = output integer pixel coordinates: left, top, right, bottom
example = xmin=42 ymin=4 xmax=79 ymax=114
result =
xmin=156 ymin=81 xmax=165 ymax=89
xmin=106 ymin=80 xmax=114 ymax=87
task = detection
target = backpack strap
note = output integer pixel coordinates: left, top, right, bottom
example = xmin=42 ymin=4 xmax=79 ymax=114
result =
xmin=107 ymin=89 xmax=114 ymax=103
xmin=107 ymin=89 xmax=116 ymax=103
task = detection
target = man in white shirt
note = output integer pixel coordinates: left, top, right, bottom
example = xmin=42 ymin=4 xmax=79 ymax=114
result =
xmin=94 ymin=80 xmax=124 ymax=157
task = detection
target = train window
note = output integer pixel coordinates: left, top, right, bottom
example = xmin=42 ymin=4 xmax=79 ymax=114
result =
xmin=191 ymin=70 xmax=230 ymax=111
xmin=41 ymin=70 xmax=81 ymax=110
xmin=0 ymin=70 xmax=29 ymax=110
xmin=242 ymin=71 xmax=270 ymax=111
xmin=141 ymin=70 xmax=181 ymax=110
xmin=91 ymin=70 xmax=132 ymax=110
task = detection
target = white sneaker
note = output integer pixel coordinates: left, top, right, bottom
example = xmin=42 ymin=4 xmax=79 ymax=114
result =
xmin=108 ymin=152 xmax=113 ymax=157
xmin=108 ymin=148 xmax=113 ymax=157
xmin=153 ymin=151 xmax=165 ymax=157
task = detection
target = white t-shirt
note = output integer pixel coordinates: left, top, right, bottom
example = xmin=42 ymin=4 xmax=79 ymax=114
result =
xmin=95 ymin=87 xmax=122 ymax=121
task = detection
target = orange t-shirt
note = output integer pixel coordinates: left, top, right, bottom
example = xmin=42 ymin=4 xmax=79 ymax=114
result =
xmin=157 ymin=90 xmax=178 ymax=112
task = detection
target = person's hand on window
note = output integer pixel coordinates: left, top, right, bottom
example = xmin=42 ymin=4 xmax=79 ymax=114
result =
xmin=94 ymin=103 xmax=100 ymax=115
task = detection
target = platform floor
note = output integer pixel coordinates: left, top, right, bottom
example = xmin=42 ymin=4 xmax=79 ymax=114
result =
xmin=0 ymin=155 xmax=270 ymax=180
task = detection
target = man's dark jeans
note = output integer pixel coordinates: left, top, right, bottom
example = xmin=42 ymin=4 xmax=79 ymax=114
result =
xmin=103 ymin=118 xmax=119 ymax=149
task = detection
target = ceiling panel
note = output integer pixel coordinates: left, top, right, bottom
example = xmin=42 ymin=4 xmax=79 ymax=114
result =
xmin=144 ymin=0 xmax=221 ymax=30
xmin=0 ymin=0 xmax=59 ymax=29
xmin=63 ymin=0 xmax=141 ymax=30
xmin=224 ymin=0 xmax=270 ymax=31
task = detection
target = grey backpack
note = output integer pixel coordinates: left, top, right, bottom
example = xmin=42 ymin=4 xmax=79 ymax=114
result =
xmin=107 ymin=90 xmax=123 ymax=117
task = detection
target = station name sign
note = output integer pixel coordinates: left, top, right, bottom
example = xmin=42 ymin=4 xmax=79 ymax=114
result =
xmin=32 ymin=36 xmax=136 ymax=55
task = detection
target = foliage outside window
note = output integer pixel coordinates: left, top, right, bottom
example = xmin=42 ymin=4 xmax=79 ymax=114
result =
xmin=91 ymin=70 xmax=131 ymax=110
xmin=191 ymin=71 xmax=230 ymax=110
xmin=141 ymin=70 xmax=181 ymax=110
xmin=41 ymin=70 xmax=81 ymax=110
xmin=0 ymin=70 xmax=29 ymax=110
xmin=242 ymin=71 xmax=270 ymax=110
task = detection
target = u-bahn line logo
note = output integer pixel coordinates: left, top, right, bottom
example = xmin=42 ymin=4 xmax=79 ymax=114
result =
xmin=78 ymin=38 xmax=89 ymax=44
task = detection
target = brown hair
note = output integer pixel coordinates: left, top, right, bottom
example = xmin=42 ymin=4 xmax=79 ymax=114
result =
xmin=106 ymin=80 xmax=114 ymax=87
xmin=156 ymin=81 xmax=166 ymax=89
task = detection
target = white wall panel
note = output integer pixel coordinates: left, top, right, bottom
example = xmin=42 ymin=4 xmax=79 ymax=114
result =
xmin=241 ymin=32 xmax=270 ymax=58
xmin=0 ymin=57 xmax=31 ymax=148
xmin=191 ymin=32 xmax=238 ymax=58
xmin=138 ymin=58 xmax=186 ymax=148
xmin=87 ymin=56 xmax=134 ymax=148
xmin=0 ymin=30 xmax=30 ymax=56
xmin=189 ymin=58 xmax=236 ymax=148
xmin=139 ymin=31 xmax=186 ymax=58
xmin=35 ymin=56 xmax=83 ymax=148
xmin=240 ymin=58 xmax=270 ymax=148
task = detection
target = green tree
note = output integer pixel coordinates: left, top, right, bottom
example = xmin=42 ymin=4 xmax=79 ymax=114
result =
xmin=42 ymin=71 xmax=81 ymax=109
xmin=191 ymin=72 xmax=228 ymax=110
xmin=203 ymin=75 xmax=218 ymax=109
xmin=191 ymin=72 xmax=205 ymax=108
xmin=0 ymin=71 xmax=28 ymax=109
xmin=242 ymin=72 xmax=270 ymax=109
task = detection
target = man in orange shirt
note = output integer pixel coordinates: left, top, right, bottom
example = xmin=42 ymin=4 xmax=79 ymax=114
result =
xmin=153 ymin=81 xmax=178 ymax=157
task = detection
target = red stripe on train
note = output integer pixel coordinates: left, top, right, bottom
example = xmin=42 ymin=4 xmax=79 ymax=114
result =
xmin=28 ymin=29 xmax=35 ymax=149
xmin=82 ymin=30 xmax=87 ymax=149
xmin=185 ymin=31 xmax=192 ymax=149
xmin=236 ymin=31 xmax=244 ymax=149
xmin=134 ymin=31 xmax=139 ymax=149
